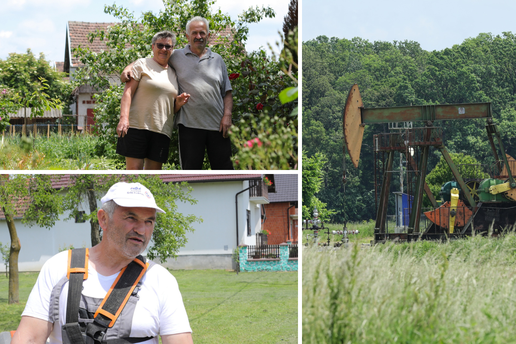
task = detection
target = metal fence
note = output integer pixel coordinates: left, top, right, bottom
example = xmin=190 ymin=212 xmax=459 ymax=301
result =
xmin=289 ymin=244 xmax=298 ymax=258
xmin=247 ymin=244 xmax=298 ymax=259
xmin=249 ymin=179 xmax=268 ymax=198
xmin=247 ymin=245 xmax=281 ymax=259
xmin=4 ymin=124 xmax=94 ymax=137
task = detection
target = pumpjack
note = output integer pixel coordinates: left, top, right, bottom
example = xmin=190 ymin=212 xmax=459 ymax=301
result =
xmin=343 ymin=84 xmax=516 ymax=241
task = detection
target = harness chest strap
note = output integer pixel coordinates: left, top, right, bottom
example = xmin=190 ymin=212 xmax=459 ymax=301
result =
xmin=63 ymin=248 xmax=150 ymax=344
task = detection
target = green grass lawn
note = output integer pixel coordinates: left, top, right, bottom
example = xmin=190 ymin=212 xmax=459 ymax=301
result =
xmin=0 ymin=269 xmax=298 ymax=343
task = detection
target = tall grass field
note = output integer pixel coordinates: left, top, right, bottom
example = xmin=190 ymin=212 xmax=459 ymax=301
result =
xmin=303 ymin=233 xmax=516 ymax=343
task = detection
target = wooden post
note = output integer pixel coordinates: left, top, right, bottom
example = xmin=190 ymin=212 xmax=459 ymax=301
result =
xmin=58 ymin=124 xmax=61 ymax=136
xmin=47 ymin=124 xmax=50 ymax=138
xmin=71 ymin=124 xmax=74 ymax=135
xmin=33 ymin=122 xmax=37 ymax=137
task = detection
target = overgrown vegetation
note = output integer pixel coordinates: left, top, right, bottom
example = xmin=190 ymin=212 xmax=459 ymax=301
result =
xmin=303 ymin=232 xmax=516 ymax=343
xmin=0 ymin=134 xmax=124 ymax=170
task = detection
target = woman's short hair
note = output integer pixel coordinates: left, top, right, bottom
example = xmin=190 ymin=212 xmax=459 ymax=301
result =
xmin=151 ymin=31 xmax=176 ymax=46
xmin=186 ymin=16 xmax=210 ymax=34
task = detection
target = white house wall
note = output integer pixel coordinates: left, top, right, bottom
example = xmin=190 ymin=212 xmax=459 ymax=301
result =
xmin=77 ymin=93 xmax=96 ymax=128
xmin=163 ymin=180 xmax=262 ymax=270
xmin=0 ymin=211 xmax=92 ymax=272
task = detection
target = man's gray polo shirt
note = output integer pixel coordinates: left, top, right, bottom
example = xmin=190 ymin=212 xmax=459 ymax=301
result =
xmin=169 ymin=45 xmax=232 ymax=131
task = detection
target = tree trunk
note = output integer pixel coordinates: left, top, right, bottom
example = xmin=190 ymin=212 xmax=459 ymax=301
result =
xmin=87 ymin=183 xmax=101 ymax=246
xmin=4 ymin=209 xmax=20 ymax=304
xmin=22 ymin=107 xmax=27 ymax=136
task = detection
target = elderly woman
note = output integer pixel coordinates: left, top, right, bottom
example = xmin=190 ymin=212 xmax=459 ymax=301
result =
xmin=116 ymin=31 xmax=190 ymax=170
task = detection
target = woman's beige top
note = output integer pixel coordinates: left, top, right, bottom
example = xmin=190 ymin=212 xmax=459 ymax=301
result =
xmin=129 ymin=58 xmax=178 ymax=138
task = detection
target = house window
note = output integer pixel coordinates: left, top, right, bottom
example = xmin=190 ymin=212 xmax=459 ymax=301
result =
xmin=265 ymin=174 xmax=275 ymax=193
xmin=75 ymin=211 xmax=86 ymax=223
xmin=247 ymin=209 xmax=251 ymax=236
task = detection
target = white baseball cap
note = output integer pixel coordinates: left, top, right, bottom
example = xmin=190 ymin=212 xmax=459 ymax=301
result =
xmin=101 ymin=182 xmax=166 ymax=214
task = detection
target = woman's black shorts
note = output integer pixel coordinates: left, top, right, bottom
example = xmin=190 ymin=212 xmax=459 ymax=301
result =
xmin=116 ymin=128 xmax=170 ymax=163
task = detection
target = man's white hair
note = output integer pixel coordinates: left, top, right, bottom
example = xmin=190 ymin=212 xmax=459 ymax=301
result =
xmin=186 ymin=16 xmax=210 ymax=34
xmin=101 ymin=200 xmax=119 ymax=218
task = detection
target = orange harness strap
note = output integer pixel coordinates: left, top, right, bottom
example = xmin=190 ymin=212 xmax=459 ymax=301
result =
xmin=64 ymin=249 xmax=150 ymax=344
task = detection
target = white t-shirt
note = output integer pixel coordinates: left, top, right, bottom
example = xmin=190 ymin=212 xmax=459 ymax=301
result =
xmin=22 ymin=250 xmax=192 ymax=344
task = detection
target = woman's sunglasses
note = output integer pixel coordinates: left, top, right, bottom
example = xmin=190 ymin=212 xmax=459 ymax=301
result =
xmin=155 ymin=43 xmax=173 ymax=50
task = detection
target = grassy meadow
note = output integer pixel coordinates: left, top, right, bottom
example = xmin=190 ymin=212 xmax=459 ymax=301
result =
xmin=303 ymin=232 xmax=516 ymax=343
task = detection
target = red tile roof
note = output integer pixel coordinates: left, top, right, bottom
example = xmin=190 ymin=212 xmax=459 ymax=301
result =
xmin=55 ymin=62 xmax=65 ymax=73
xmin=67 ymin=21 xmax=115 ymax=67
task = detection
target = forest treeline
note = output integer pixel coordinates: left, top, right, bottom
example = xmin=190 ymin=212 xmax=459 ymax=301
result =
xmin=303 ymin=33 xmax=516 ymax=223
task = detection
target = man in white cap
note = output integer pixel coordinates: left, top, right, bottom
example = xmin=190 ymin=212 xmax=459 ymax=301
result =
xmin=12 ymin=182 xmax=193 ymax=344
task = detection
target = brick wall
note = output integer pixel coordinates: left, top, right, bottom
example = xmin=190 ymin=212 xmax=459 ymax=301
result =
xmin=263 ymin=202 xmax=298 ymax=244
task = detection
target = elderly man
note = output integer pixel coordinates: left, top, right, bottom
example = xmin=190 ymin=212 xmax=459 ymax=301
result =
xmin=122 ymin=16 xmax=234 ymax=170
xmin=12 ymin=182 xmax=193 ymax=344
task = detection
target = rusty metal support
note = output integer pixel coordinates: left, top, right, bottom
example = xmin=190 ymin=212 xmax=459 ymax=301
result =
xmin=361 ymin=103 xmax=492 ymax=124
xmin=486 ymin=119 xmax=516 ymax=188
xmin=406 ymin=153 xmax=438 ymax=208
xmin=486 ymin=123 xmax=503 ymax=175
xmin=375 ymin=150 xmax=394 ymax=234
xmin=408 ymin=143 xmax=429 ymax=233
xmin=439 ymin=146 xmax=477 ymax=208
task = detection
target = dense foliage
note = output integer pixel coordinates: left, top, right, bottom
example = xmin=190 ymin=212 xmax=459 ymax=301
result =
xmin=0 ymin=50 xmax=71 ymax=131
xmin=303 ymin=33 xmax=516 ymax=222
xmin=302 ymin=151 xmax=333 ymax=221
xmin=72 ymin=0 xmax=297 ymax=169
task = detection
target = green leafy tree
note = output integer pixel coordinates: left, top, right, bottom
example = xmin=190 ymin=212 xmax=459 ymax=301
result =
xmin=425 ymin=153 xmax=489 ymax=203
xmin=0 ymin=174 xmax=60 ymax=303
xmin=0 ymin=50 xmax=71 ymax=130
xmin=302 ymin=151 xmax=334 ymax=221
xmin=131 ymin=175 xmax=202 ymax=261
xmin=0 ymin=87 xmax=21 ymax=132
xmin=282 ymin=0 xmax=298 ymax=70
